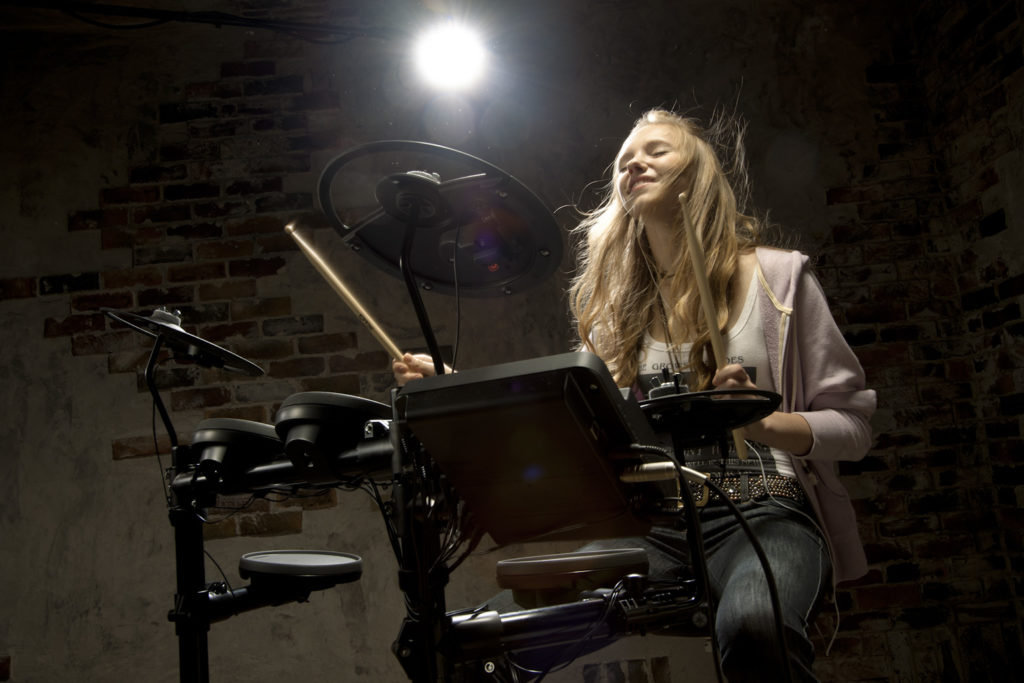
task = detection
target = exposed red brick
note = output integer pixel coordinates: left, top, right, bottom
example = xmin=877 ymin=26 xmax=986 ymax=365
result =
xmin=203 ymin=404 xmax=268 ymax=422
xmin=193 ymin=201 xmax=248 ymax=219
xmin=111 ymin=433 xmax=175 ymax=460
xmin=198 ymin=321 xmax=259 ymax=341
xmin=225 ymin=215 xmax=287 ymax=236
xmin=255 ymin=233 xmax=299 ymax=253
xmin=244 ymin=155 xmax=311 ymax=174
xmin=297 ymin=332 xmax=358 ymax=354
xmin=262 ymin=315 xmax=323 ymax=337
xmin=195 ymin=239 xmax=255 ymax=260
xmin=102 ymin=267 xmax=164 ymax=289
xmin=201 ymin=517 xmax=239 ymax=540
xmin=68 ymin=208 xmax=128 ymax=231
xmin=107 ymin=350 xmax=156 ymax=374
xmin=220 ymin=60 xmax=276 ymax=78
xmin=197 ymin=280 xmax=258 ymax=301
xmin=855 ymin=583 xmax=924 ymax=610
xmin=237 ymin=511 xmax=303 ymax=537
xmin=129 ymin=163 xmax=188 ymax=184
xmin=268 ymin=356 xmax=325 ymax=378
xmin=274 ymin=489 xmax=337 ymax=511
xmin=187 ymin=120 xmax=242 ymax=139
xmin=134 ymin=243 xmax=194 ymax=266
xmin=71 ymin=291 xmax=134 ymax=312
xmin=100 ymin=186 xmax=160 ymax=205
xmin=170 ymin=386 xmax=232 ymax=411
xmin=228 ymin=256 xmax=286 ymax=278
xmin=299 ymin=374 xmax=362 ymax=394
xmin=0 ymin=277 xmax=37 ymax=299
xmin=230 ymin=338 xmax=294 ymax=360
xmin=44 ymin=313 xmax=107 ymax=337
xmin=328 ymin=351 xmax=391 ymax=374
xmin=39 ymin=272 xmax=99 ymax=295
xmin=137 ymin=285 xmax=196 ymax=307
xmin=225 ymin=178 xmax=282 ymax=195
xmin=167 ymin=262 xmax=226 ymax=283
xmin=132 ymin=205 xmax=191 ymax=225
xmin=184 ymin=81 xmax=244 ymax=100
xmin=71 ymin=330 xmax=141 ymax=356
xmin=139 ymin=366 xmax=199 ymax=392
xmin=166 ymin=223 xmax=222 ymax=240
xmin=253 ymin=193 xmax=312 ymax=213
xmin=230 ymin=296 xmax=292 ymax=319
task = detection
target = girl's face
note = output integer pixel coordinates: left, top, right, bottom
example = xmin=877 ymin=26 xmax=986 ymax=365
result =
xmin=615 ymin=123 xmax=685 ymax=220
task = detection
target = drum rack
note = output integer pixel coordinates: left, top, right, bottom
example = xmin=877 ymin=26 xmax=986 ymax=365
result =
xmin=108 ymin=307 xmax=782 ymax=683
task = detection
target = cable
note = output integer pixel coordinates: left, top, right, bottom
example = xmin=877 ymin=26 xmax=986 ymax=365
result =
xmin=204 ymin=549 xmax=233 ymax=594
xmin=627 ymin=442 xmax=724 ymax=683
xmin=62 ymin=8 xmax=168 ymax=29
xmin=363 ymin=478 xmax=404 ymax=565
xmin=627 ymin=441 xmax=795 ymax=681
xmin=193 ymin=494 xmax=257 ymax=525
xmin=449 ymin=225 xmax=463 ymax=372
xmin=506 ymin=580 xmax=627 ymax=683
xmin=14 ymin=1 xmax=404 ymax=43
xmin=746 ymin=440 xmax=841 ymax=655
xmin=150 ymin=396 xmax=173 ymax=508
xmin=690 ymin=471 xmax=795 ymax=683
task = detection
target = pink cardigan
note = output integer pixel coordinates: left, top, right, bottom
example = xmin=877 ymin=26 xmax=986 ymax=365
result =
xmin=754 ymin=247 xmax=876 ymax=584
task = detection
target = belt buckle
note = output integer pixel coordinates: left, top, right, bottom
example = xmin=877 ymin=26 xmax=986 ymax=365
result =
xmin=694 ymin=482 xmax=709 ymax=507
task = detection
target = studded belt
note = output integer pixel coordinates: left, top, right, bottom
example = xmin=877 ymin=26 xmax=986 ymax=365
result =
xmin=688 ymin=473 xmax=806 ymax=507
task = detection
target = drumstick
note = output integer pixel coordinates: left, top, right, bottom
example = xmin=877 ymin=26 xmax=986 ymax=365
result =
xmin=285 ymin=222 xmax=405 ymax=362
xmin=677 ymin=194 xmax=749 ymax=460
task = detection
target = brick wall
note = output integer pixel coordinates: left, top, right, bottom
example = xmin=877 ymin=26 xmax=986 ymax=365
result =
xmin=1 ymin=41 xmax=390 ymax=542
xmin=813 ymin=2 xmax=1024 ymax=680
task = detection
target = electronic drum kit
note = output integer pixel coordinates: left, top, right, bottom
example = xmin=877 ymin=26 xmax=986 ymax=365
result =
xmin=105 ymin=141 xmax=780 ymax=683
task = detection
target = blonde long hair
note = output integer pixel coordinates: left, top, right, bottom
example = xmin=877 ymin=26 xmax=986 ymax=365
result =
xmin=569 ymin=109 xmax=763 ymax=390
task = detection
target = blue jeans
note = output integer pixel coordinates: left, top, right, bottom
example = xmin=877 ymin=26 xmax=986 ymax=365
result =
xmin=489 ymin=498 xmax=831 ymax=682
xmin=663 ymin=499 xmax=831 ymax=683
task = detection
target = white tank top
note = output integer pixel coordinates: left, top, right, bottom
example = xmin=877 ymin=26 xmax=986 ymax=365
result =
xmin=637 ymin=273 xmax=795 ymax=477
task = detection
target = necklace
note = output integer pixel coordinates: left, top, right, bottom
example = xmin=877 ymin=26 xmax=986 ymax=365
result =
xmin=656 ymin=292 xmax=685 ymax=375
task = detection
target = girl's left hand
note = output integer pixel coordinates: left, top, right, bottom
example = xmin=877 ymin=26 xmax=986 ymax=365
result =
xmin=712 ymin=363 xmax=758 ymax=391
xmin=713 ymin=363 xmax=813 ymax=455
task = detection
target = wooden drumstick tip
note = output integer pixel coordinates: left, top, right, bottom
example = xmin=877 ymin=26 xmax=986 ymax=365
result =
xmin=284 ymin=221 xmax=296 ymax=234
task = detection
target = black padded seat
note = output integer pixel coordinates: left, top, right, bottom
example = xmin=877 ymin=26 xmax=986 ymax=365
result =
xmin=496 ymin=548 xmax=649 ymax=609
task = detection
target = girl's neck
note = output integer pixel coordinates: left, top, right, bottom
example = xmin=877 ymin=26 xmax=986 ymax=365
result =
xmin=642 ymin=216 xmax=680 ymax=275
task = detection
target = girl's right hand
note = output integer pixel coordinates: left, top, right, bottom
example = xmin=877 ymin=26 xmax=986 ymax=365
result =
xmin=393 ymin=353 xmax=438 ymax=387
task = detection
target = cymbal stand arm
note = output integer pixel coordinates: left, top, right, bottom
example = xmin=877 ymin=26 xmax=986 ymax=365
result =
xmin=145 ymin=336 xmax=178 ymax=450
xmin=399 ymin=207 xmax=446 ymax=376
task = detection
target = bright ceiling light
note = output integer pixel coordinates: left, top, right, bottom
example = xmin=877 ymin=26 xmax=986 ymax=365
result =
xmin=413 ymin=21 xmax=487 ymax=91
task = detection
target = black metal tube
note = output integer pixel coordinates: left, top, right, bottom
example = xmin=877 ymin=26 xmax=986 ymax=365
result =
xmin=168 ymin=504 xmax=209 ymax=683
xmin=145 ymin=337 xmax=178 ymax=449
xmin=170 ymin=437 xmax=394 ymax=495
xmin=399 ymin=208 xmax=446 ymax=376
xmin=205 ymin=585 xmax=324 ymax=623
xmin=447 ymin=600 xmax=612 ymax=659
